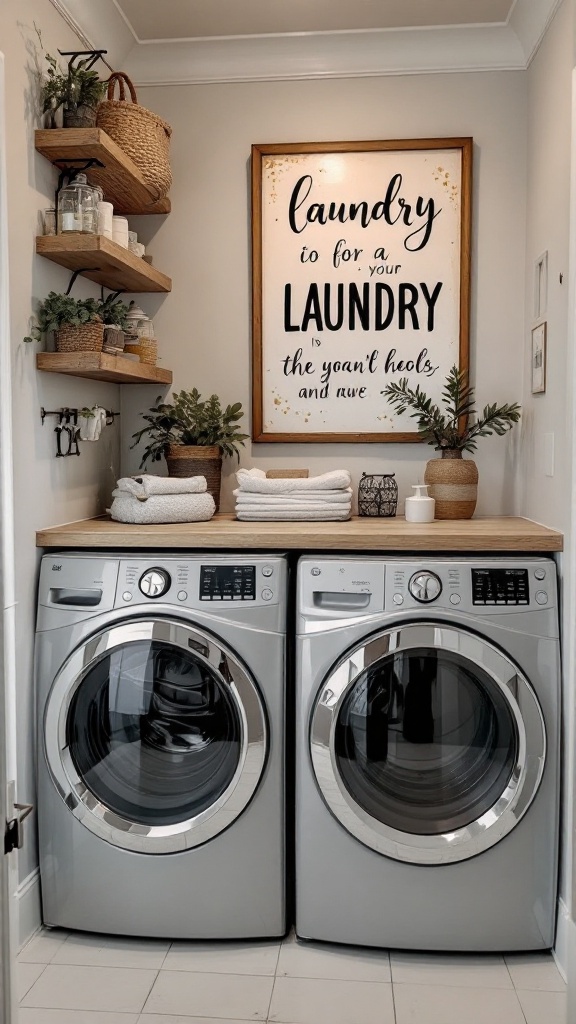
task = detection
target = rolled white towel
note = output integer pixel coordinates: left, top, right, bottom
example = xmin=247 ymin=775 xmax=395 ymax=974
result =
xmin=116 ymin=475 xmax=207 ymax=501
xmin=108 ymin=492 xmax=215 ymax=524
xmin=237 ymin=468 xmax=351 ymax=494
xmin=233 ymin=489 xmax=352 ymax=505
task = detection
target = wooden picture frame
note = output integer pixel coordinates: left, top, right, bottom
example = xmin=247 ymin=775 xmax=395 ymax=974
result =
xmin=531 ymin=322 xmax=547 ymax=394
xmin=251 ymin=137 xmax=472 ymax=443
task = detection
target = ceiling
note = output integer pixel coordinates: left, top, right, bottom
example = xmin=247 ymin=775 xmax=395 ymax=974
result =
xmin=113 ymin=0 xmax=516 ymax=41
xmin=54 ymin=0 xmax=561 ymax=85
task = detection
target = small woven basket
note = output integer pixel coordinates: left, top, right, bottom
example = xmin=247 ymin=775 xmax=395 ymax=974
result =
xmin=166 ymin=445 xmax=222 ymax=511
xmin=138 ymin=338 xmax=158 ymax=365
xmin=96 ymin=73 xmax=172 ymax=202
xmin=56 ymin=322 xmax=105 ymax=353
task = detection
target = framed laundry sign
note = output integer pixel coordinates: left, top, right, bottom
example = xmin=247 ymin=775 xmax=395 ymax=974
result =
xmin=251 ymin=138 xmax=472 ymax=442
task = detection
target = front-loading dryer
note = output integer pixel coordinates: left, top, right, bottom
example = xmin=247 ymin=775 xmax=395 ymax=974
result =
xmin=35 ymin=552 xmax=287 ymax=938
xmin=295 ymin=556 xmax=560 ymax=951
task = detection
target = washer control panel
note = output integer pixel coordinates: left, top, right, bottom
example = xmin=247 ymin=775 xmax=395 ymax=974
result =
xmin=472 ymin=568 xmax=529 ymax=606
xmin=200 ymin=565 xmax=256 ymax=601
xmin=139 ymin=568 xmax=171 ymax=599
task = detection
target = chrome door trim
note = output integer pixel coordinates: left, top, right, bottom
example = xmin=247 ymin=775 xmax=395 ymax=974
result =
xmin=44 ymin=618 xmax=267 ymax=853
xmin=310 ymin=622 xmax=546 ymax=865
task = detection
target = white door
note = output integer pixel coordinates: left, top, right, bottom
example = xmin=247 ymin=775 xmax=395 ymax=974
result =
xmin=0 ymin=49 xmax=18 ymax=1024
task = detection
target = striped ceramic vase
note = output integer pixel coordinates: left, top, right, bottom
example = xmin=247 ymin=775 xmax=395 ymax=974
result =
xmin=424 ymin=451 xmax=478 ymax=520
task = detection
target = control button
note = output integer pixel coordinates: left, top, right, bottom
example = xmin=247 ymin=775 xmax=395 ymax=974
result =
xmin=262 ymin=565 xmax=274 ymax=577
xmin=122 ymin=591 xmax=132 ymax=602
xmin=177 ymin=591 xmax=188 ymax=601
xmin=408 ymin=571 xmax=442 ymax=603
xmin=535 ymin=591 xmax=548 ymax=605
xmin=139 ymin=568 xmax=171 ymax=599
xmin=449 ymin=593 xmax=461 ymax=605
xmin=392 ymin=593 xmax=404 ymax=605
xmin=311 ymin=567 xmax=321 ymax=576
xmin=262 ymin=588 xmax=274 ymax=601
xmin=534 ymin=568 xmax=546 ymax=580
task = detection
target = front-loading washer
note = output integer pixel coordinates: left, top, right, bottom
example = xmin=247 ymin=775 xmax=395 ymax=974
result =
xmin=35 ymin=552 xmax=287 ymax=938
xmin=295 ymin=556 xmax=560 ymax=951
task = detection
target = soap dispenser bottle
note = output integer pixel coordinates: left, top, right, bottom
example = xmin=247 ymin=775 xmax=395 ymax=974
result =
xmin=405 ymin=484 xmax=435 ymax=523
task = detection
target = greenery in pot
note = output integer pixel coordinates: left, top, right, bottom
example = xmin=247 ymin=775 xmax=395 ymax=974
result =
xmin=131 ymin=389 xmax=249 ymax=469
xmin=382 ymin=365 xmax=521 ymax=453
xmin=36 ymin=38 xmax=106 ymax=127
xmin=24 ymin=292 xmax=102 ymax=343
xmin=98 ymin=294 xmax=130 ymax=331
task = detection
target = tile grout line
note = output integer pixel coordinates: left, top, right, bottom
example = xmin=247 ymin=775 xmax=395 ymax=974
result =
xmin=136 ymin=966 xmax=161 ymax=1017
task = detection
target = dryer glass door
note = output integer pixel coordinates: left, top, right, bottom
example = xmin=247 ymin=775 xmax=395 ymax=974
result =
xmin=44 ymin=619 xmax=267 ymax=853
xmin=310 ymin=623 xmax=546 ymax=864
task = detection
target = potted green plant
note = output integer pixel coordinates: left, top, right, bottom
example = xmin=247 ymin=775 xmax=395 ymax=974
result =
xmin=382 ymin=365 xmax=521 ymax=519
xmin=131 ymin=389 xmax=249 ymax=511
xmin=98 ymin=294 xmax=130 ymax=352
xmin=36 ymin=30 xmax=107 ymax=128
xmin=24 ymin=291 xmax=104 ymax=352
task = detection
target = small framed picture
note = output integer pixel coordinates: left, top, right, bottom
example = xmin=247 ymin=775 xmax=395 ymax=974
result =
xmin=531 ymin=322 xmax=547 ymax=394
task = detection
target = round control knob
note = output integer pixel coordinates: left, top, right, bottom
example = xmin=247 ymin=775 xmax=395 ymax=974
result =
xmin=311 ymin=567 xmax=321 ymax=577
xmin=177 ymin=591 xmax=188 ymax=601
xmin=392 ymin=593 xmax=404 ymax=605
xmin=122 ymin=591 xmax=132 ymax=602
xmin=534 ymin=568 xmax=546 ymax=581
xmin=535 ymin=590 xmax=548 ymax=605
xmin=449 ymin=593 xmax=461 ymax=606
xmin=262 ymin=588 xmax=274 ymax=601
xmin=262 ymin=566 xmax=274 ymax=577
xmin=139 ymin=568 xmax=171 ymax=599
xmin=409 ymin=571 xmax=442 ymax=603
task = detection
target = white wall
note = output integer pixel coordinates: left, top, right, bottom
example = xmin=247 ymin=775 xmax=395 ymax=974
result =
xmin=518 ymin=0 xmax=575 ymax=959
xmin=0 ymin=0 xmax=121 ymax=888
xmin=122 ymin=72 xmax=528 ymax=516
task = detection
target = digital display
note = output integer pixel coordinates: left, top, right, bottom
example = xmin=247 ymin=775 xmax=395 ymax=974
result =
xmin=471 ymin=568 xmax=529 ymax=606
xmin=200 ymin=565 xmax=256 ymax=601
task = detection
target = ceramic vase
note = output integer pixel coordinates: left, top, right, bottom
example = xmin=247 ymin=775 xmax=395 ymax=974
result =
xmin=166 ymin=444 xmax=222 ymax=512
xmin=423 ymin=450 xmax=478 ymax=520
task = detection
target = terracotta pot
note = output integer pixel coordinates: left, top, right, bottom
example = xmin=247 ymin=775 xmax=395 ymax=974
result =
xmin=166 ymin=444 xmax=222 ymax=511
xmin=424 ymin=450 xmax=478 ymax=520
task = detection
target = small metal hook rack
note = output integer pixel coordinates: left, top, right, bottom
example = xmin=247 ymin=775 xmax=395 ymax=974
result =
xmin=41 ymin=407 xmax=120 ymax=458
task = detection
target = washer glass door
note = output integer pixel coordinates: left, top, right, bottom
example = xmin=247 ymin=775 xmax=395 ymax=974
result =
xmin=310 ymin=623 xmax=546 ymax=864
xmin=45 ymin=619 xmax=267 ymax=853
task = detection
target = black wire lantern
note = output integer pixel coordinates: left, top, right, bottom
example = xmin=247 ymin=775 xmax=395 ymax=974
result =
xmin=358 ymin=473 xmax=398 ymax=517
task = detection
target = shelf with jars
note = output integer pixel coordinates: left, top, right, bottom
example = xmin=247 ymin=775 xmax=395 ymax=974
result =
xmin=35 ymin=128 xmax=171 ymax=214
xmin=36 ymin=351 xmax=173 ymax=385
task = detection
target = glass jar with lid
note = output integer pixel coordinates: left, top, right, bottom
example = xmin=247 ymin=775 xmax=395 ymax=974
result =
xmin=57 ymin=174 xmax=102 ymax=234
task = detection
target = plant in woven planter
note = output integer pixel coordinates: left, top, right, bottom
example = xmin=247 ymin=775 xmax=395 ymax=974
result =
xmin=98 ymin=294 xmax=130 ymax=351
xmin=382 ymin=366 xmax=521 ymax=520
xmin=24 ymin=291 xmax=104 ymax=352
xmin=36 ymin=32 xmax=107 ymax=128
xmin=131 ymin=389 xmax=248 ymax=511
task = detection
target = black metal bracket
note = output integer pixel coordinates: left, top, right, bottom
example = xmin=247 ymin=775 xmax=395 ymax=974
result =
xmin=57 ymin=49 xmax=108 ymax=73
xmin=65 ymin=268 xmax=99 ymax=296
xmin=41 ymin=407 xmax=120 ymax=425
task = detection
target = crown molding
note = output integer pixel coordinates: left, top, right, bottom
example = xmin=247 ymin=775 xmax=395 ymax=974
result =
xmin=49 ymin=0 xmax=560 ymax=86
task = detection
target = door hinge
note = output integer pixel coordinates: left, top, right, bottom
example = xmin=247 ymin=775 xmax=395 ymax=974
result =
xmin=4 ymin=802 xmax=33 ymax=854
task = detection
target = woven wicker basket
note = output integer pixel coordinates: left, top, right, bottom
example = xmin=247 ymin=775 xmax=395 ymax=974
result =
xmin=166 ymin=445 xmax=222 ymax=511
xmin=138 ymin=338 xmax=158 ymax=365
xmin=56 ymin=322 xmax=105 ymax=353
xmin=96 ymin=73 xmax=172 ymax=202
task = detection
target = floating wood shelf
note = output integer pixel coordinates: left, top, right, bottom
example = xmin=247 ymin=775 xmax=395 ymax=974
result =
xmin=35 ymin=128 xmax=171 ymax=215
xmin=36 ymin=235 xmax=172 ymax=293
xmin=36 ymin=351 xmax=173 ymax=385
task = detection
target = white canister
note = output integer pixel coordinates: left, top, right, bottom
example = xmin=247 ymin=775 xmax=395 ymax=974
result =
xmin=97 ymin=201 xmax=114 ymax=238
xmin=112 ymin=215 xmax=129 ymax=247
xmin=405 ymin=484 xmax=435 ymax=523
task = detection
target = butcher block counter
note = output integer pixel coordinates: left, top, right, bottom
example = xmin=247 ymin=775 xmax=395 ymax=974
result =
xmin=36 ymin=514 xmax=563 ymax=552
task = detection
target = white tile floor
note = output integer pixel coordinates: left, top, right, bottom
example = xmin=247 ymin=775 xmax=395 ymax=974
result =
xmin=17 ymin=928 xmax=567 ymax=1024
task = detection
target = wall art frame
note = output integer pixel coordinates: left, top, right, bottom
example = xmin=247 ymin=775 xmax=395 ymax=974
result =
xmin=251 ymin=137 xmax=472 ymax=443
xmin=531 ymin=321 xmax=547 ymax=394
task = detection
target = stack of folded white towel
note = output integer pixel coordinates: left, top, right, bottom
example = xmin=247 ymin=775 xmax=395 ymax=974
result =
xmin=109 ymin=475 xmax=215 ymax=524
xmin=234 ymin=468 xmax=352 ymax=521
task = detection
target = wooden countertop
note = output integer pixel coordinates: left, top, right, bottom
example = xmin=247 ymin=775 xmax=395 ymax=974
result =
xmin=36 ymin=514 xmax=563 ymax=552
